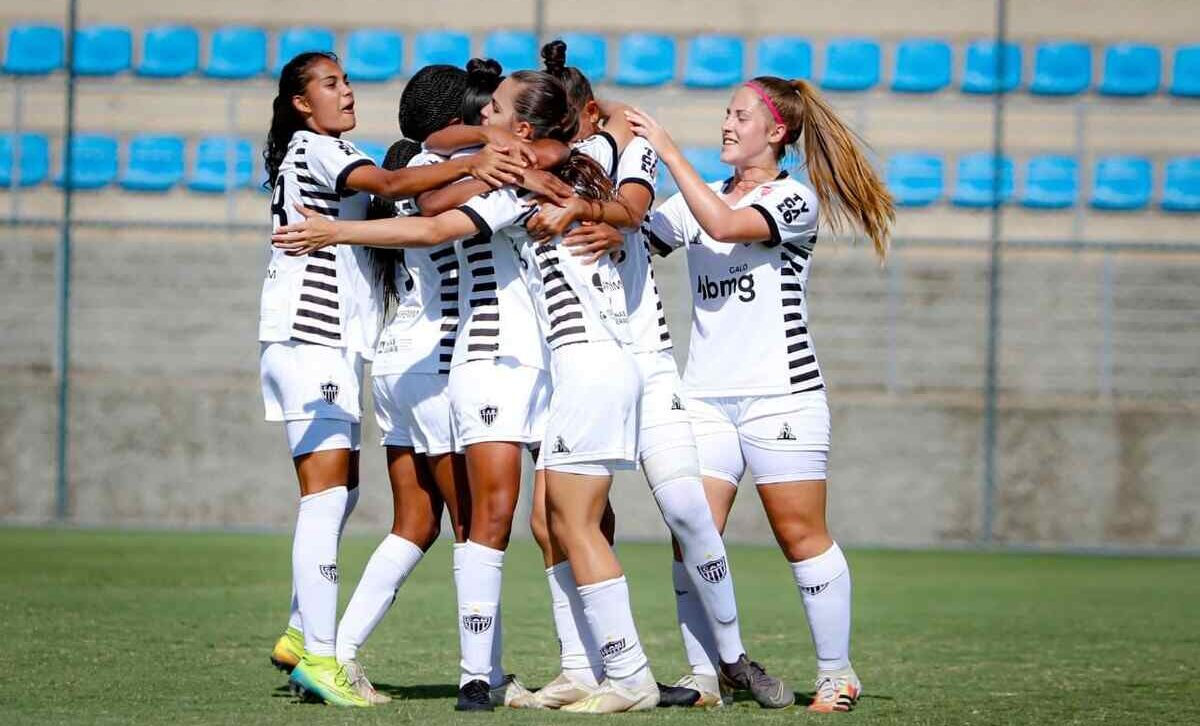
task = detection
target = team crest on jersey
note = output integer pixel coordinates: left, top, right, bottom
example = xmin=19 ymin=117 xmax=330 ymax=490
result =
xmin=320 ymin=380 xmax=339 ymax=405
xmin=777 ymin=422 xmax=797 ymax=441
xmin=319 ymin=564 xmax=339 ymax=584
xmin=800 ymin=582 xmax=830 ymax=597
xmin=599 ymin=638 xmax=628 ymax=661
xmin=462 ymin=613 xmax=494 ymax=634
xmin=697 ymin=556 xmax=729 ymax=584
xmin=552 ymin=436 xmax=571 ymax=455
xmin=670 ymin=394 xmax=685 ymax=411
xmin=480 ymin=405 xmax=498 ymax=426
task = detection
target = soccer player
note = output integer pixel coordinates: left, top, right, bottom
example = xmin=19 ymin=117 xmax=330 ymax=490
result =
xmin=258 ymin=51 xmax=525 ymax=707
xmin=627 ymin=76 xmax=896 ymax=713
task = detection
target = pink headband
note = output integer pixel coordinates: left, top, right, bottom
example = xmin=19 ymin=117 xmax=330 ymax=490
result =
xmin=745 ymin=81 xmax=784 ymax=126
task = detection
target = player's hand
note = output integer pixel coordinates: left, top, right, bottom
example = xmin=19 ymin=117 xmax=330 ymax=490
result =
xmin=517 ymin=170 xmax=573 ymax=207
xmin=563 ymin=221 xmax=624 ymax=263
xmin=467 ymin=144 xmax=526 ymax=188
xmin=624 ymin=107 xmax=676 ymax=156
xmin=271 ymin=204 xmax=339 ymax=256
xmin=483 ymin=127 xmax=540 ymax=168
xmin=526 ymin=196 xmax=586 ymax=241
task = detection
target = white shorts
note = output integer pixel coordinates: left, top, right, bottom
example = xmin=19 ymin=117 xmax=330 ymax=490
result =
xmin=373 ymin=372 xmax=454 ymax=455
xmin=283 ymin=419 xmax=362 ymax=457
xmin=538 ymin=342 xmax=641 ymax=474
xmin=260 ymin=341 xmax=364 ymax=423
xmin=688 ymin=390 xmax=831 ymax=485
xmin=448 ymin=357 xmax=550 ymax=450
xmin=634 ymin=349 xmax=691 ymax=436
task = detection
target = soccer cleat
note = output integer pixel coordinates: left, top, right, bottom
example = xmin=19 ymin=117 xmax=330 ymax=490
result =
xmin=807 ymin=668 xmax=861 ymax=713
xmin=270 ymin=626 xmax=304 ymax=673
xmin=671 ymin=673 xmax=728 ymax=708
xmin=656 ymin=681 xmax=701 ymax=707
xmin=455 ymin=679 xmax=494 ymax=712
xmin=288 ymin=653 xmax=372 ymax=707
xmin=720 ymin=654 xmax=793 ymax=709
xmin=341 ymin=660 xmax=392 ymax=705
xmin=561 ymin=670 xmax=660 ymax=714
xmin=534 ymin=672 xmax=600 ymax=709
xmin=490 ymin=673 xmax=541 ymax=709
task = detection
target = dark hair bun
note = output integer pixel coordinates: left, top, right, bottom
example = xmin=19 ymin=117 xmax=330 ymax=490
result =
xmin=541 ymin=39 xmax=567 ymax=77
xmin=466 ymin=57 xmax=502 ymax=79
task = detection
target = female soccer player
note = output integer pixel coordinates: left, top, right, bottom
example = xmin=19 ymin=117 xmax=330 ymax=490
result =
xmin=527 ymin=40 xmax=790 ymax=710
xmin=259 ymin=51 xmax=526 ymax=707
xmin=626 ymin=77 xmax=895 ymax=714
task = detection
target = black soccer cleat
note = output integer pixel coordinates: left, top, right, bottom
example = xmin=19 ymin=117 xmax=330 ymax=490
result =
xmin=720 ymin=654 xmax=793 ymax=709
xmin=455 ymin=679 xmax=495 ymax=712
xmin=656 ymin=681 xmax=701 ymax=708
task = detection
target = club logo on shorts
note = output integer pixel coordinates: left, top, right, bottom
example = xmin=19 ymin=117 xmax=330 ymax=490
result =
xmin=777 ymin=422 xmax=796 ymax=441
xmin=697 ymin=556 xmax=729 ymax=584
xmin=462 ymin=613 xmax=494 ymax=634
xmin=319 ymin=564 xmax=339 ymax=584
xmin=552 ymin=436 xmax=571 ymax=455
xmin=670 ymin=394 xmax=685 ymax=411
xmin=800 ymin=582 xmax=830 ymax=597
xmin=599 ymin=638 xmax=628 ymax=662
xmin=320 ymin=380 xmax=339 ymax=406
xmin=480 ymin=405 xmax=498 ymax=426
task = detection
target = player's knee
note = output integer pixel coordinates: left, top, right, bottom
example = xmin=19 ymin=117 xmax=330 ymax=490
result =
xmin=654 ymin=478 xmax=716 ymax=543
xmin=529 ymin=506 xmax=551 ymax=550
xmin=775 ymin=521 xmax=830 ymax=561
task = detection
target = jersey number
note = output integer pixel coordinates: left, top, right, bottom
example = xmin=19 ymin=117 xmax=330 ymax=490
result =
xmin=775 ymin=193 xmax=809 ymax=224
xmin=270 ymin=176 xmax=288 ymax=229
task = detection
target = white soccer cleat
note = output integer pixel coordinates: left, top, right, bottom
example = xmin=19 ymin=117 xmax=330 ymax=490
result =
xmin=673 ymin=673 xmax=728 ymax=708
xmin=808 ymin=667 xmax=861 ymax=713
xmin=490 ymin=673 xmax=542 ymax=709
xmin=340 ymin=660 xmax=392 ymax=705
xmin=561 ymin=670 xmax=660 ymax=714
xmin=534 ymin=672 xmax=600 ymax=709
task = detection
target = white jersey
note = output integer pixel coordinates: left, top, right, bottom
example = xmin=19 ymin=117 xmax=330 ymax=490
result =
xmin=259 ymin=130 xmax=380 ymax=357
xmin=455 ymin=186 xmax=549 ymax=370
xmin=614 ymin=136 xmax=673 ymax=353
xmin=571 ymin=130 xmax=619 ymax=180
xmin=372 ymin=150 xmax=460 ymax=376
xmin=645 ymin=172 xmax=823 ymax=397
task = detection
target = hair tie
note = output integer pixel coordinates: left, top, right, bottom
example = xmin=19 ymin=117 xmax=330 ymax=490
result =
xmin=745 ymin=81 xmax=784 ymax=126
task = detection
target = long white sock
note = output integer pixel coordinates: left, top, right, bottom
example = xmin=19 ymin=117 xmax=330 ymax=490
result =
xmin=289 ymin=485 xmax=358 ymax=632
xmin=547 ymin=562 xmax=603 ymax=686
xmin=651 ymin=473 xmax=745 ymax=664
xmin=457 ymin=540 xmax=504 ymax=687
xmin=293 ymin=486 xmax=348 ymax=657
xmin=335 ymin=534 xmax=424 ymax=663
xmin=791 ymin=542 xmax=852 ymax=673
xmin=578 ymin=576 xmax=649 ymax=686
xmin=672 ymin=561 xmax=719 ymax=677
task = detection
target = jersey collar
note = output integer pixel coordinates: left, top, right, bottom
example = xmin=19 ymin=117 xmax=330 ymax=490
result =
xmin=721 ymin=169 xmax=789 ymax=194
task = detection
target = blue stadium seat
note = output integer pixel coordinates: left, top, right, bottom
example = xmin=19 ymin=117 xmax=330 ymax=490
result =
xmin=344 ymin=29 xmax=403 ymax=82
xmin=683 ymin=147 xmax=729 ymax=183
xmin=962 ymin=41 xmax=1021 ymax=94
xmin=409 ymin=30 xmax=470 ymax=74
xmin=355 ymin=140 xmax=388 ymax=166
xmin=1090 ymin=156 xmax=1152 ymax=211
xmin=891 ymin=39 xmax=951 ymax=93
xmin=755 ymin=36 xmax=812 ymax=80
xmin=56 ymin=134 xmax=118 ymax=190
xmin=557 ymin=33 xmax=607 ymax=83
xmin=3 ymin=25 xmax=64 ymax=75
xmin=138 ymin=25 xmax=199 ymax=78
xmin=1021 ymin=155 xmax=1079 ymax=209
xmin=205 ymin=26 xmax=267 ymax=79
xmin=120 ymin=135 xmax=185 ymax=192
xmin=73 ymin=25 xmax=132 ymax=76
xmin=615 ymin=33 xmax=675 ymax=87
xmin=684 ymin=35 xmax=743 ymax=88
xmin=1099 ymin=44 xmax=1161 ymax=96
xmin=1030 ymin=42 xmax=1091 ymax=96
xmin=0 ymin=133 xmax=50 ymax=187
xmin=188 ymin=137 xmax=254 ymax=193
xmin=1169 ymin=45 xmax=1200 ymax=97
xmin=1162 ymin=157 xmax=1200 ymax=212
xmin=951 ymin=153 xmax=1014 ymax=207
xmin=274 ymin=27 xmax=335 ymax=76
xmin=484 ymin=30 xmax=538 ymax=73
xmin=820 ymin=38 xmax=879 ymax=91
xmin=886 ymin=153 xmax=944 ymax=207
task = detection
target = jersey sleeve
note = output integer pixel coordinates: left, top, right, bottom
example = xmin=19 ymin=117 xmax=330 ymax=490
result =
xmin=457 ymin=187 xmax=531 ymax=238
xmin=643 ymin=192 xmax=690 ymax=257
xmin=615 ymin=137 xmax=657 ymax=200
xmin=406 ymin=150 xmax=445 ymax=168
xmin=748 ymin=181 xmax=819 ymax=249
xmin=305 ymin=136 xmax=376 ymax=194
xmin=571 ymin=132 xmax=619 ymax=179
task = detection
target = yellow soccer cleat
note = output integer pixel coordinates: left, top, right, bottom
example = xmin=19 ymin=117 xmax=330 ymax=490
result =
xmin=270 ymin=626 xmax=304 ymax=673
xmin=288 ymin=653 xmax=372 ymax=707
xmin=534 ymin=672 xmax=600 ymax=709
xmin=561 ymin=671 xmax=659 ymax=714
xmin=807 ymin=668 xmax=861 ymax=713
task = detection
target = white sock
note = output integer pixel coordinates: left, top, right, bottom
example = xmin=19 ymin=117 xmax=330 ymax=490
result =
xmin=672 ymin=561 xmax=719 ymax=677
xmin=288 ymin=486 xmax=358 ymax=632
xmin=292 ymin=486 xmax=348 ymax=657
xmin=790 ymin=542 xmax=852 ymax=673
xmin=547 ymin=562 xmax=603 ymax=687
xmin=578 ymin=576 xmax=648 ymax=685
xmin=651 ymin=474 xmax=745 ymax=664
xmin=457 ymin=540 xmax=504 ymax=687
xmin=335 ymin=534 xmax=424 ymax=663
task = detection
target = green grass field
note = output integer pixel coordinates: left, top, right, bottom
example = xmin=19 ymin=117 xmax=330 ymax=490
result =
xmin=1 ymin=528 xmax=1198 ymax=725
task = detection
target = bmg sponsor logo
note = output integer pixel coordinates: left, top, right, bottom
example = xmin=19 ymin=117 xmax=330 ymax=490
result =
xmin=697 ymin=265 xmax=756 ymax=302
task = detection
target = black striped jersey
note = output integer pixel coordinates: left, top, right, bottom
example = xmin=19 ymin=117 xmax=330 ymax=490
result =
xmin=613 ymin=136 xmax=673 ymax=353
xmin=371 ymin=150 xmax=460 ymax=377
xmin=453 ymin=187 xmax=549 ymax=370
xmin=259 ymin=130 xmax=381 ymax=356
xmin=645 ymin=172 xmax=824 ymax=397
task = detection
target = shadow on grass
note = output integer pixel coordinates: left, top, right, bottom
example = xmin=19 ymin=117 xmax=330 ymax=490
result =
xmin=788 ymin=691 xmax=895 ymax=707
xmin=374 ymin=683 xmax=459 ymax=700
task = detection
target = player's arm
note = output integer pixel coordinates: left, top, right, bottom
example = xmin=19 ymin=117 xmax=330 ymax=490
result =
xmin=416 ymin=141 xmax=573 ymax=217
xmin=526 ymin=182 xmax=649 ymax=241
xmin=596 ymin=99 xmax=636 ymax=151
xmin=344 ymin=146 xmax=525 ymax=199
xmin=562 ymin=222 xmax=625 ymax=264
xmin=272 ymin=203 xmax=477 ymax=253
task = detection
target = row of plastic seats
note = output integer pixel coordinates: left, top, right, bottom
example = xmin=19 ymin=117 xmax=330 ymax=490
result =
xmin=4 ymin=24 xmax=1199 ymax=97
